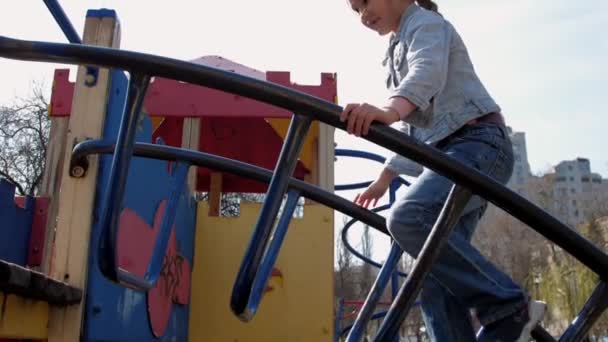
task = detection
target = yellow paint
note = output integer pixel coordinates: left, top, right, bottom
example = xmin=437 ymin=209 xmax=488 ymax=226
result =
xmin=0 ymin=292 xmax=49 ymax=340
xmin=189 ymin=202 xmax=334 ymax=342
xmin=267 ymin=119 xmax=319 ymax=172
xmin=150 ymin=116 xmax=165 ymax=134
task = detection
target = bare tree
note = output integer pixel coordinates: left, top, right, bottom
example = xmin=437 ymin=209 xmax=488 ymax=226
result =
xmin=360 ymin=224 xmax=374 ymax=293
xmin=0 ymin=84 xmax=50 ymax=196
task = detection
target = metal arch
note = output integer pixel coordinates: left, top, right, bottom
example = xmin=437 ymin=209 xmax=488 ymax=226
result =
xmin=1 ymin=36 xmax=606 ymax=339
xmin=1 ymin=36 xmax=603 ymax=281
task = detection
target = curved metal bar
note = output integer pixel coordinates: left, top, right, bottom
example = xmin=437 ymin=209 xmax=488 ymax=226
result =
xmin=341 ymin=312 xmax=388 ymax=337
xmin=335 ymin=181 xmax=373 ymax=192
xmin=336 ymin=149 xmax=387 ymax=164
xmin=42 ymin=0 xmax=82 ymax=44
xmin=70 ymin=140 xmax=390 ymax=236
xmin=96 ymin=73 xmax=152 ymax=287
xmin=559 ymin=281 xmax=608 ymax=342
xmin=374 ymin=185 xmax=472 ymax=341
xmin=334 ymin=149 xmax=411 ymax=191
xmin=2 ymin=37 xmax=603 ymax=280
xmin=341 ymin=204 xmax=407 ymax=276
xmin=231 ymin=114 xmax=312 ymax=321
xmin=346 ymin=242 xmax=403 ymax=342
xmin=246 ymin=190 xmax=302 ymax=319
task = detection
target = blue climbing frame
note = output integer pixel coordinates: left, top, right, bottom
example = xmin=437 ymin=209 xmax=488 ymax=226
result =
xmin=3 ymin=5 xmax=608 ymax=339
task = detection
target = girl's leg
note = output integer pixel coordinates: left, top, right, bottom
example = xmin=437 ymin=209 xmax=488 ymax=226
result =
xmin=420 ymin=208 xmax=486 ymax=342
xmin=387 ymin=124 xmax=527 ymax=336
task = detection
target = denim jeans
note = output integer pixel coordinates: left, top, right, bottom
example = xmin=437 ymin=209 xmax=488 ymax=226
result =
xmin=386 ymin=122 xmax=526 ymax=341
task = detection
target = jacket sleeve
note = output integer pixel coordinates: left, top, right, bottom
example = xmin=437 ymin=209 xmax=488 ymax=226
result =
xmin=389 ymin=13 xmax=451 ymax=112
xmin=382 ymin=121 xmax=424 ymax=177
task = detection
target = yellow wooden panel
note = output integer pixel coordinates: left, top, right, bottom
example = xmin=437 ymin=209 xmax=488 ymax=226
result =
xmin=189 ymin=202 xmax=334 ymax=341
xmin=267 ymin=119 xmax=319 ymax=172
xmin=0 ymin=292 xmax=49 ymax=340
xmin=150 ymin=116 xmax=165 ymax=134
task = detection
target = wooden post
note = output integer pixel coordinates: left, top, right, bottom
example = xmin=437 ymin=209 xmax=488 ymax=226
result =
xmin=316 ymin=123 xmax=335 ymax=193
xmin=180 ymin=117 xmax=201 ymax=193
xmin=208 ymin=172 xmax=223 ymax=217
xmin=47 ymin=12 xmax=121 ymax=342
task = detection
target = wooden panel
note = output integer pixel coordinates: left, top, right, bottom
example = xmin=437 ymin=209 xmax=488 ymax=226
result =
xmin=48 ymin=13 xmax=121 ymax=342
xmin=180 ymin=117 xmax=200 ymax=193
xmin=0 ymin=292 xmax=49 ymax=340
xmin=189 ymin=202 xmax=334 ymax=341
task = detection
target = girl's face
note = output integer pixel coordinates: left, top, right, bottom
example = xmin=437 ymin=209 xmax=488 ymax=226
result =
xmin=349 ymin=0 xmax=408 ymax=35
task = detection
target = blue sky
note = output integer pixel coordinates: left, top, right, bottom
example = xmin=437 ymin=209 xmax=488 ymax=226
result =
xmin=1 ymin=1 xmax=606 ymax=260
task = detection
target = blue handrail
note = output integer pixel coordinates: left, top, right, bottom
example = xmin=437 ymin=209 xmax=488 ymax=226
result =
xmin=230 ymin=114 xmax=312 ymax=322
xmin=246 ymin=190 xmax=301 ymax=317
xmin=93 ymin=73 xmax=190 ymax=291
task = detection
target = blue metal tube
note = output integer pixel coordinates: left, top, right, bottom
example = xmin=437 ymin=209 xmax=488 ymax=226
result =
xmin=246 ymin=190 xmax=301 ymax=317
xmin=97 ymin=73 xmax=150 ymax=284
xmin=42 ymin=0 xmax=82 ymax=44
xmin=145 ymin=161 xmax=190 ymax=285
xmin=231 ymin=114 xmax=312 ymax=321
xmin=346 ymin=242 xmax=403 ymax=341
xmin=341 ymin=312 xmax=388 ymax=337
xmin=335 ymin=298 xmax=345 ymax=342
xmin=335 ymin=181 xmax=373 ymax=192
xmin=374 ymin=185 xmax=472 ymax=341
xmin=559 ymin=281 xmax=608 ymax=342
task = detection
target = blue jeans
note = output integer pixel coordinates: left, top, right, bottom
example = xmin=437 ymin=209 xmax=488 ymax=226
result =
xmin=387 ymin=123 xmax=526 ymax=341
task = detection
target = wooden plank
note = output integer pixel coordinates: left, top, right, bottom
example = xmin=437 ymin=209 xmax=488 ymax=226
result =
xmin=0 ymin=260 xmax=81 ymax=305
xmin=39 ymin=117 xmax=69 ymax=273
xmin=208 ymin=172 xmax=222 ymax=217
xmin=180 ymin=117 xmax=201 ymax=193
xmin=0 ymin=292 xmax=49 ymax=340
xmin=48 ymin=13 xmax=121 ymax=342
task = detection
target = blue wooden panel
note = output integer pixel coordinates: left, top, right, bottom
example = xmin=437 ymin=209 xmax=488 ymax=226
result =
xmin=82 ymin=67 xmax=195 ymax=342
xmin=0 ymin=179 xmax=34 ymax=266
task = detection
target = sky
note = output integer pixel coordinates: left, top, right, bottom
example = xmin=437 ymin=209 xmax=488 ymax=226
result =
xmin=1 ymin=1 xmax=607 ymax=261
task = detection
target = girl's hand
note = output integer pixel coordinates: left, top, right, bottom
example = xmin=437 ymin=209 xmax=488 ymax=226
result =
xmin=354 ymin=179 xmax=390 ymax=209
xmin=340 ymin=103 xmax=400 ymax=137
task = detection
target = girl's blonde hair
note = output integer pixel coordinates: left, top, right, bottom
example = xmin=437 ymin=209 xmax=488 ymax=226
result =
xmin=416 ymin=0 xmax=439 ymax=12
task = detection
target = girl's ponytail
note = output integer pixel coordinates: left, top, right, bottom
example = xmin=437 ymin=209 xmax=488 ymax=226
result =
xmin=416 ymin=0 xmax=439 ymax=12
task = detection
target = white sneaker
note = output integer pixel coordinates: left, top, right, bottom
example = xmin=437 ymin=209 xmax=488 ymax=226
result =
xmin=515 ymin=300 xmax=547 ymax=342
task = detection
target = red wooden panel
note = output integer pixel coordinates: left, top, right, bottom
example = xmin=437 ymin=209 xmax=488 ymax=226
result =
xmin=50 ymin=69 xmax=337 ymax=119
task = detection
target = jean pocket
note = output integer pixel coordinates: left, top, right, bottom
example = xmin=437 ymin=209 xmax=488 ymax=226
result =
xmin=445 ymin=137 xmax=513 ymax=184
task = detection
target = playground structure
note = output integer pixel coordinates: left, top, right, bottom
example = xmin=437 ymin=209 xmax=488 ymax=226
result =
xmin=1 ymin=2 xmax=608 ymax=342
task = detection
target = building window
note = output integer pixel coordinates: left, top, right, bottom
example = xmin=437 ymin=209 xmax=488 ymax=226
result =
xmin=574 ymin=210 xmax=579 ymax=217
xmin=572 ymin=199 xmax=577 ymax=205
xmin=571 ymin=188 xmax=576 ymax=194
xmin=569 ymin=177 xmax=574 ymax=182
xmin=568 ymin=165 xmax=573 ymax=171
xmin=582 ymin=177 xmax=590 ymax=182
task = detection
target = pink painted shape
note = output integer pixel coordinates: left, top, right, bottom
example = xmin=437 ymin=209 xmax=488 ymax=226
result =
xmin=116 ymin=201 xmax=192 ymax=338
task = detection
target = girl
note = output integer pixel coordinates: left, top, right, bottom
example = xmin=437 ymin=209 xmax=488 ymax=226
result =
xmin=340 ymin=0 xmax=546 ymax=340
